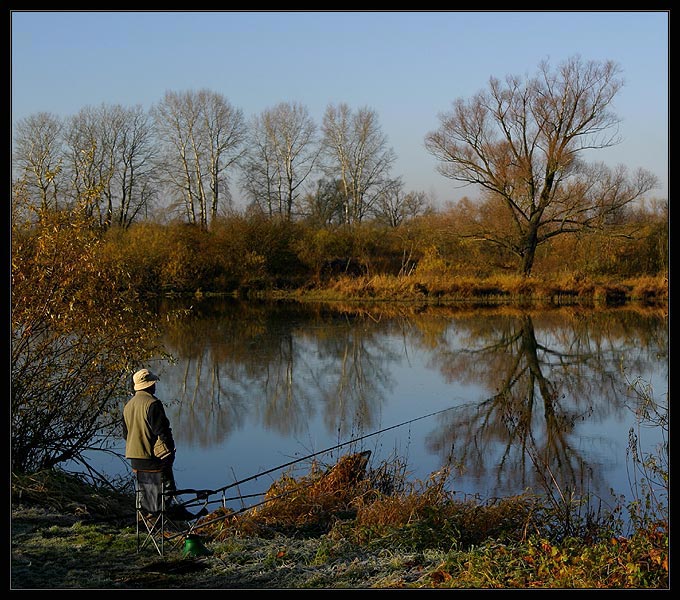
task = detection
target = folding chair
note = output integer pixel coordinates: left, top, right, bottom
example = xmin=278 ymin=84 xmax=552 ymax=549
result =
xmin=134 ymin=469 xmax=184 ymax=556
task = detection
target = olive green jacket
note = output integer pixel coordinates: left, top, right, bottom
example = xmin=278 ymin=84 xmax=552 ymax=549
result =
xmin=123 ymin=390 xmax=175 ymax=461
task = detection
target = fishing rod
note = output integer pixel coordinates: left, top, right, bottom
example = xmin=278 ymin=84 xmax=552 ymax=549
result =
xmin=175 ymin=403 xmax=459 ymax=500
xmin=167 ymin=475 xmax=320 ymax=543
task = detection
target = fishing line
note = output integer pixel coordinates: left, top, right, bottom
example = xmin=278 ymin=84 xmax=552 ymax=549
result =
xmin=181 ymin=403 xmax=459 ymax=499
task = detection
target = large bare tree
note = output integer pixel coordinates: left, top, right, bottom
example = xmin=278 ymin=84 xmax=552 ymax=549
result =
xmin=241 ymin=101 xmax=319 ymax=219
xmin=63 ymin=105 xmax=113 ymax=222
xmin=152 ymin=89 xmax=246 ymax=228
xmin=424 ymin=55 xmax=658 ymax=276
xmin=321 ymin=103 xmax=397 ymax=224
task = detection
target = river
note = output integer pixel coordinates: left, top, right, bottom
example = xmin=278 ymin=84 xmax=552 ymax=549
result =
xmin=87 ymin=298 xmax=668 ymax=524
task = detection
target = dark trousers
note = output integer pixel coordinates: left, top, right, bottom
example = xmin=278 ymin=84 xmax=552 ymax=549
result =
xmin=131 ymin=457 xmax=178 ymax=503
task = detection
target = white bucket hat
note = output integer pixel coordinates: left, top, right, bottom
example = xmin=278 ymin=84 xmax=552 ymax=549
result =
xmin=133 ymin=368 xmax=160 ymax=391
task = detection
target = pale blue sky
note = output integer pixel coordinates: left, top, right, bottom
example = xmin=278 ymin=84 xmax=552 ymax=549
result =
xmin=11 ymin=10 xmax=669 ymax=206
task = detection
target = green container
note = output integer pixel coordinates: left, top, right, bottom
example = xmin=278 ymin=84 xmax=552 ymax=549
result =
xmin=182 ymin=534 xmax=212 ymax=557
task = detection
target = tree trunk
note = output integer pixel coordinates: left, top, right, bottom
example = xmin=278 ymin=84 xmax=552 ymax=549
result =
xmin=520 ymin=223 xmax=539 ymax=277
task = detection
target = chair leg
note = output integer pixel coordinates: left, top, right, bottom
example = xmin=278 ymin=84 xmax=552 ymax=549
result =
xmin=135 ymin=475 xmax=166 ymax=556
xmin=137 ymin=511 xmax=165 ymax=555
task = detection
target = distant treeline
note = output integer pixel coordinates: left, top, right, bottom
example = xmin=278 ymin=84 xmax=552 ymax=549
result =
xmin=11 ymin=57 xmax=669 ymax=478
xmin=12 ymin=94 xmax=426 ymax=231
xmin=12 ymin=190 xmax=667 ymax=301
xmin=12 ymin=57 xmax=668 ymax=295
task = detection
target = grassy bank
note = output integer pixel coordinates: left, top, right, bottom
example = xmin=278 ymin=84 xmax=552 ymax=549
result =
xmin=240 ymin=273 xmax=669 ymax=308
xmin=11 ymin=457 xmax=668 ymax=589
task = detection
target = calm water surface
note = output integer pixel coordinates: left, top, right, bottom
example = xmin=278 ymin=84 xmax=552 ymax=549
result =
xmin=94 ymin=298 xmax=668 ymax=518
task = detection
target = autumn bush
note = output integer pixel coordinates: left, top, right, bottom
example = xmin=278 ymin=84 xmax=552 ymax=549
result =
xmin=103 ymin=221 xmax=170 ymax=291
xmin=66 ymin=199 xmax=668 ymax=302
xmin=11 ymin=192 xmax=166 ymax=474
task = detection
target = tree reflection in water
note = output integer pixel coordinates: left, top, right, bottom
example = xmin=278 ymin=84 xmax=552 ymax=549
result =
xmin=152 ymin=299 xmax=666 ymax=509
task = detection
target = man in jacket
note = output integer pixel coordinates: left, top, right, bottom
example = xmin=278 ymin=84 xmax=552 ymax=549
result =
xmin=123 ymin=368 xmax=194 ymax=520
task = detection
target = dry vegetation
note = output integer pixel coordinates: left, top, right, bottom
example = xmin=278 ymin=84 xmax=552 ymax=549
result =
xmin=11 ymin=448 xmax=668 ymax=589
xmin=85 ymin=205 xmax=668 ymax=307
xmin=281 ymin=272 xmax=668 ymax=307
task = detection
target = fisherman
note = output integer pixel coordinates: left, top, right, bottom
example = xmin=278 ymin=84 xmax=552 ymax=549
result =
xmin=123 ymin=368 xmax=194 ymax=521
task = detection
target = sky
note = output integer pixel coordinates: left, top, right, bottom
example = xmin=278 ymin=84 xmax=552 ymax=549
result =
xmin=10 ymin=10 xmax=669 ymax=208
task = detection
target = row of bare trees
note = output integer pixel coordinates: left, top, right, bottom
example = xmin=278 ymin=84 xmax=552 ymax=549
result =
xmin=14 ymin=55 xmax=661 ymax=278
xmin=13 ymin=93 xmax=413 ymax=229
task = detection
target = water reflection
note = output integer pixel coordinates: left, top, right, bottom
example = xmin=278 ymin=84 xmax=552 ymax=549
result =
xmin=425 ymin=312 xmax=627 ymax=501
xmin=160 ymin=302 xmax=398 ymax=444
xmin=153 ymin=299 xmax=667 ymax=507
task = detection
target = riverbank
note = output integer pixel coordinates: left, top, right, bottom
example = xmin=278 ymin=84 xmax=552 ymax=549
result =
xmin=245 ymin=273 xmax=669 ymax=308
xmin=11 ymin=466 xmax=668 ymax=589
xmin=11 ymin=503 xmax=453 ymax=589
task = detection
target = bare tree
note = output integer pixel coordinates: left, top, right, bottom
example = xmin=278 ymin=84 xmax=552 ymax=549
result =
xmin=240 ymin=114 xmax=277 ymax=217
xmin=298 ymin=178 xmax=346 ymax=226
xmin=152 ymin=89 xmax=246 ymax=229
xmin=321 ymin=103 xmax=397 ymax=224
xmin=13 ymin=112 xmax=65 ymax=211
xmin=241 ymin=101 xmax=319 ymax=220
xmin=111 ymin=105 xmax=157 ymax=228
xmin=425 ymin=55 xmax=658 ymax=276
xmin=372 ymin=179 xmax=430 ymax=227
xmin=60 ymin=104 xmax=157 ymax=229
xmin=63 ymin=105 xmax=112 ymax=222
